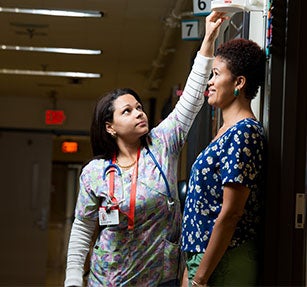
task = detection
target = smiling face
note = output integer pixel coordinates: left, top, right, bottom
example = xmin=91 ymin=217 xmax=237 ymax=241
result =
xmin=106 ymin=93 xmax=149 ymax=144
xmin=207 ymin=56 xmax=238 ymax=109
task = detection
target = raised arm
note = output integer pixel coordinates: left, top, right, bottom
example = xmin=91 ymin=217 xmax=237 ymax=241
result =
xmin=200 ymin=11 xmax=227 ymax=57
xmin=175 ymin=12 xmax=227 ymax=133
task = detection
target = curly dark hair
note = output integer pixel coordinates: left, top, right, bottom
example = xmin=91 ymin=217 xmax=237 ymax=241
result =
xmin=90 ymin=88 xmax=147 ymax=159
xmin=215 ymin=38 xmax=266 ymax=100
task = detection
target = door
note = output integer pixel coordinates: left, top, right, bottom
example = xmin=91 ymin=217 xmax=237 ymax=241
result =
xmin=261 ymin=0 xmax=306 ymax=285
xmin=0 ymin=131 xmax=52 ymax=285
xmin=46 ymin=163 xmax=81 ymax=285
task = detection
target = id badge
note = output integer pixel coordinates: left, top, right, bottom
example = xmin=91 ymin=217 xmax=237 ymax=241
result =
xmin=99 ymin=206 xmax=119 ymax=226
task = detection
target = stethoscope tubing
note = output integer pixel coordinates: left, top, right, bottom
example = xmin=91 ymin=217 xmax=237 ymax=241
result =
xmin=101 ymin=146 xmax=173 ymax=203
xmin=102 ymin=163 xmax=121 ymax=180
xmin=145 ymin=146 xmax=172 ymax=202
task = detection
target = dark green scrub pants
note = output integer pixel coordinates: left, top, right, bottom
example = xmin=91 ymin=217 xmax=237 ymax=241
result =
xmin=186 ymin=240 xmax=259 ymax=287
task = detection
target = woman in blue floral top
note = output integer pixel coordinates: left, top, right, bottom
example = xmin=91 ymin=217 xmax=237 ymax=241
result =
xmin=64 ymin=12 xmax=227 ymax=287
xmin=181 ymin=38 xmax=267 ymax=287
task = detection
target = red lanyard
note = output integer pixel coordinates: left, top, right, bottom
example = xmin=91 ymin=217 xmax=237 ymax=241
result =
xmin=109 ymin=148 xmax=140 ymax=230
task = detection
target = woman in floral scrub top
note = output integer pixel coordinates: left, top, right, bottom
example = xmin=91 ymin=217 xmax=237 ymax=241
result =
xmin=181 ymin=39 xmax=267 ymax=287
xmin=64 ymin=12 xmax=227 ymax=287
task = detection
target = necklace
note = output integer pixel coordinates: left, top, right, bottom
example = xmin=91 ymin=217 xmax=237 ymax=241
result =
xmin=116 ymin=159 xmax=136 ymax=169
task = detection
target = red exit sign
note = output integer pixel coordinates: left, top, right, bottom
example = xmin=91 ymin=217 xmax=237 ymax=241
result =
xmin=62 ymin=141 xmax=78 ymax=153
xmin=45 ymin=110 xmax=66 ymax=125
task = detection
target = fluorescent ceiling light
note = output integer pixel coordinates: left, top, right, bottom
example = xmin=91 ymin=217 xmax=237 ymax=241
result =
xmin=0 ymin=7 xmax=103 ymax=18
xmin=0 ymin=69 xmax=101 ymax=78
xmin=1 ymin=45 xmax=101 ymax=55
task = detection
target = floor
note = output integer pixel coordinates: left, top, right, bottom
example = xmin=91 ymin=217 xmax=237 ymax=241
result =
xmin=45 ymin=222 xmax=68 ymax=287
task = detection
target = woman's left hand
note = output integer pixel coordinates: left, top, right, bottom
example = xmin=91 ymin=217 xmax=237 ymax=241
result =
xmin=191 ymin=279 xmax=208 ymax=287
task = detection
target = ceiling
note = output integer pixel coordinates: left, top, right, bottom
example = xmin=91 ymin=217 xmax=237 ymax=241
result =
xmin=0 ymin=0 xmax=194 ymax=103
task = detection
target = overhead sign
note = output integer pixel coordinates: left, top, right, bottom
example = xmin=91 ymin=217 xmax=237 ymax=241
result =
xmin=193 ymin=0 xmax=211 ymax=16
xmin=45 ymin=109 xmax=66 ymax=125
xmin=181 ymin=19 xmax=201 ymax=41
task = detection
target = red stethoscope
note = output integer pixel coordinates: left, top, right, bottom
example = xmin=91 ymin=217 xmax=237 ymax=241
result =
xmin=102 ymin=146 xmax=174 ymax=230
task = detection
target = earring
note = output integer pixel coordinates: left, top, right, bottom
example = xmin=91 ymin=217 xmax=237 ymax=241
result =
xmin=110 ymin=132 xmax=116 ymax=138
xmin=234 ymin=88 xmax=239 ymax=97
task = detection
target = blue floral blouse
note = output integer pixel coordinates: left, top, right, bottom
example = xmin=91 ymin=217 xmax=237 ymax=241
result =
xmin=181 ymin=118 xmax=266 ymax=252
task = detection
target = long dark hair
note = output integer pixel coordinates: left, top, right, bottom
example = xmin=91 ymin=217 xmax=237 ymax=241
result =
xmin=90 ymin=88 xmax=147 ymax=159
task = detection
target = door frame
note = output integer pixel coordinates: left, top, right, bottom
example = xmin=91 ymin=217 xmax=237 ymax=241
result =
xmin=261 ymin=0 xmax=306 ymax=285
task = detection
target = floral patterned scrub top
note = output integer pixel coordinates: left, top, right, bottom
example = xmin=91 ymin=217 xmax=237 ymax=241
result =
xmin=181 ymin=118 xmax=266 ymax=253
xmin=77 ymin=112 xmax=185 ymax=287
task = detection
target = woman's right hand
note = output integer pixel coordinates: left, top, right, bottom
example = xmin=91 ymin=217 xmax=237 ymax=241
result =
xmin=199 ymin=11 xmax=228 ymax=57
